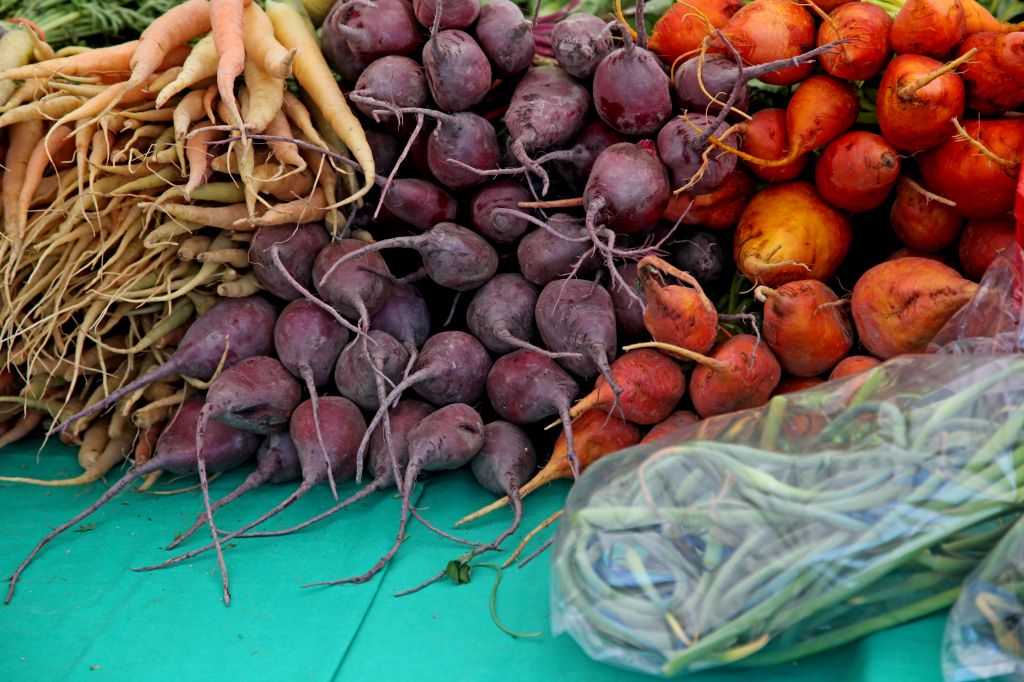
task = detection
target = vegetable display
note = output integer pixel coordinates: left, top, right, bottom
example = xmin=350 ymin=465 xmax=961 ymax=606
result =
xmin=0 ymin=0 xmax=1022 ymax=674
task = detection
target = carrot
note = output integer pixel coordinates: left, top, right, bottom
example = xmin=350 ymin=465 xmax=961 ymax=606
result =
xmin=0 ymin=42 xmax=139 ymax=82
xmin=251 ymin=164 xmax=315 ymax=199
xmin=0 ymin=96 xmax=83 ymax=129
xmin=211 ymin=0 xmax=248 ymax=133
xmin=173 ymin=89 xmax=208 ymax=166
xmin=0 ymin=428 xmax=132 ymax=487
xmin=242 ymin=2 xmax=296 ymax=79
xmin=15 ymin=124 xmax=75 ymax=240
xmin=2 ymin=120 xmax=44 ymax=244
xmin=454 ymin=409 xmax=642 ymax=526
xmin=155 ymin=35 xmax=220 ymax=108
xmin=262 ymin=109 xmax=306 ymax=170
xmin=0 ymin=30 xmax=38 ymax=106
xmin=131 ymin=0 xmax=214 ymax=87
xmin=568 ymin=349 xmax=686 ymax=425
xmin=0 ymin=410 xmax=44 ymax=450
xmin=266 ymin=0 xmax=374 ymax=205
xmin=236 ymin=187 xmax=327 ymax=227
xmin=184 ymin=126 xmax=221 ymax=197
xmin=241 ymin=58 xmax=285 ymax=133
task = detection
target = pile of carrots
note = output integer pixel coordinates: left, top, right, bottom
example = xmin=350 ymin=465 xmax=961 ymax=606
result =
xmin=0 ymin=0 xmax=375 ymax=481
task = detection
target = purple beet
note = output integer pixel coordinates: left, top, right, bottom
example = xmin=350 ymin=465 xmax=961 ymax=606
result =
xmin=422 ymin=29 xmax=492 ymax=112
xmin=334 ymin=330 xmax=411 ymax=410
xmin=414 ymin=0 xmax=480 ymax=28
xmin=485 ymin=349 xmax=579 ymax=465
xmin=133 ymin=397 xmax=368 ymax=593
xmin=316 ymin=223 xmax=499 ymax=292
xmin=248 ymin=224 xmax=330 ymax=301
xmin=486 ymin=350 xmax=579 ymax=427
xmin=369 ymin=282 xmax=431 ymax=352
xmin=309 ymin=403 xmax=484 ymax=587
xmin=584 ymin=142 xmax=671 ymax=235
xmin=379 ymin=177 xmax=458 ymax=230
xmin=327 ymin=0 xmax=423 ymax=61
xmin=351 ymin=56 xmax=429 ymax=133
xmin=167 ymin=431 xmax=303 ymax=550
xmin=474 ymin=0 xmax=535 ymax=76
xmin=593 ymin=24 xmax=672 ymax=135
xmin=237 ymin=400 xmax=436 ymax=540
xmin=321 ymin=23 xmax=372 ymax=83
xmin=274 ymin=298 xmax=351 ymax=497
xmin=515 ymin=213 xmax=600 ymax=285
xmin=199 ymin=356 xmax=302 ymax=435
xmin=313 ymin=239 xmax=395 ymax=323
xmin=535 ymin=278 xmax=618 ymax=381
xmin=365 ymin=129 xmax=402 ymax=176
xmin=467 ymin=273 xmax=578 ymax=359
xmin=469 ymin=181 xmax=533 ymax=244
xmin=553 ymin=120 xmax=624 ymax=192
xmin=656 ymin=114 xmax=738 ymax=194
xmin=550 ymin=13 xmax=614 ymax=79
xmin=51 ymin=297 xmax=277 ymax=434
xmin=610 ymin=262 xmax=647 ymax=337
xmin=504 ymin=65 xmax=591 ymax=192
xmin=7 ymin=398 xmax=259 ymax=604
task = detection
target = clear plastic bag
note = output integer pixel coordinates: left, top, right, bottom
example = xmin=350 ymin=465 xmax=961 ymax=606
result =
xmin=943 ymin=514 xmax=1024 ymax=682
xmin=551 ymin=250 xmax=1024 ymax=677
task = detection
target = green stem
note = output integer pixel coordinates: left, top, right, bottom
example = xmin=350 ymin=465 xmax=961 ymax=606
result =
xmin=471 ymin=563 xmax=542 ymax=640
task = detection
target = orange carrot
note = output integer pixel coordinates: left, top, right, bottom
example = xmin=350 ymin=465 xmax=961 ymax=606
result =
xmin=184 ymin=126 xmax=221 ymax=197
xmin=262 ymin=110 xmax=306 ymax=170
xmin=16 ymin=124 xmax=75 ymax=236
xmin=131 ymin=0 xmax=213 ymax=87
xmin=455 ymin=409 xmax=641 ymax=525
xmin=212 ymin=0 xmax=247 ymax=132
xmin=2 ymin=120 xmax=44 ymax=243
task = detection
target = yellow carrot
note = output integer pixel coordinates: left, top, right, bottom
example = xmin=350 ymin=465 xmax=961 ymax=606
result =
xmin=0 ymin=42 xmax=139 ymax=81
xmin=266 ymin=0 xmax=374 ymax=205
xmin=242 ymin=3 xmax=296 ymax=79
xmin=156 ymin=34 xmax=220 ymax=108
xmin=236 ymin=187 xmax=327 ymax=227
xmin=241 ymin=58 xmax=284 ymax=133
xmin=0 ymin=30 xmax=37 ymax=106
xmin=0 ymin=96 xmax=82 ymax=129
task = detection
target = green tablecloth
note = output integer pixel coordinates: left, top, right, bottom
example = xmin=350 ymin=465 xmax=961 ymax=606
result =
xmin=0 ymin=439 xmax=946 ymax=681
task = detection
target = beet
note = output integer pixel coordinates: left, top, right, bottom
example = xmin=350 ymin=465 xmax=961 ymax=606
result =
xmin=52 ymin=297 xmax=277 ymax=434
xmin=248 ymin=224 xmax=330 ymax=300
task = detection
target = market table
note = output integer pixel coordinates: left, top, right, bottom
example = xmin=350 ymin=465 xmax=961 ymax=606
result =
xmin=0 ymin=439 xmax=945 ymax=681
